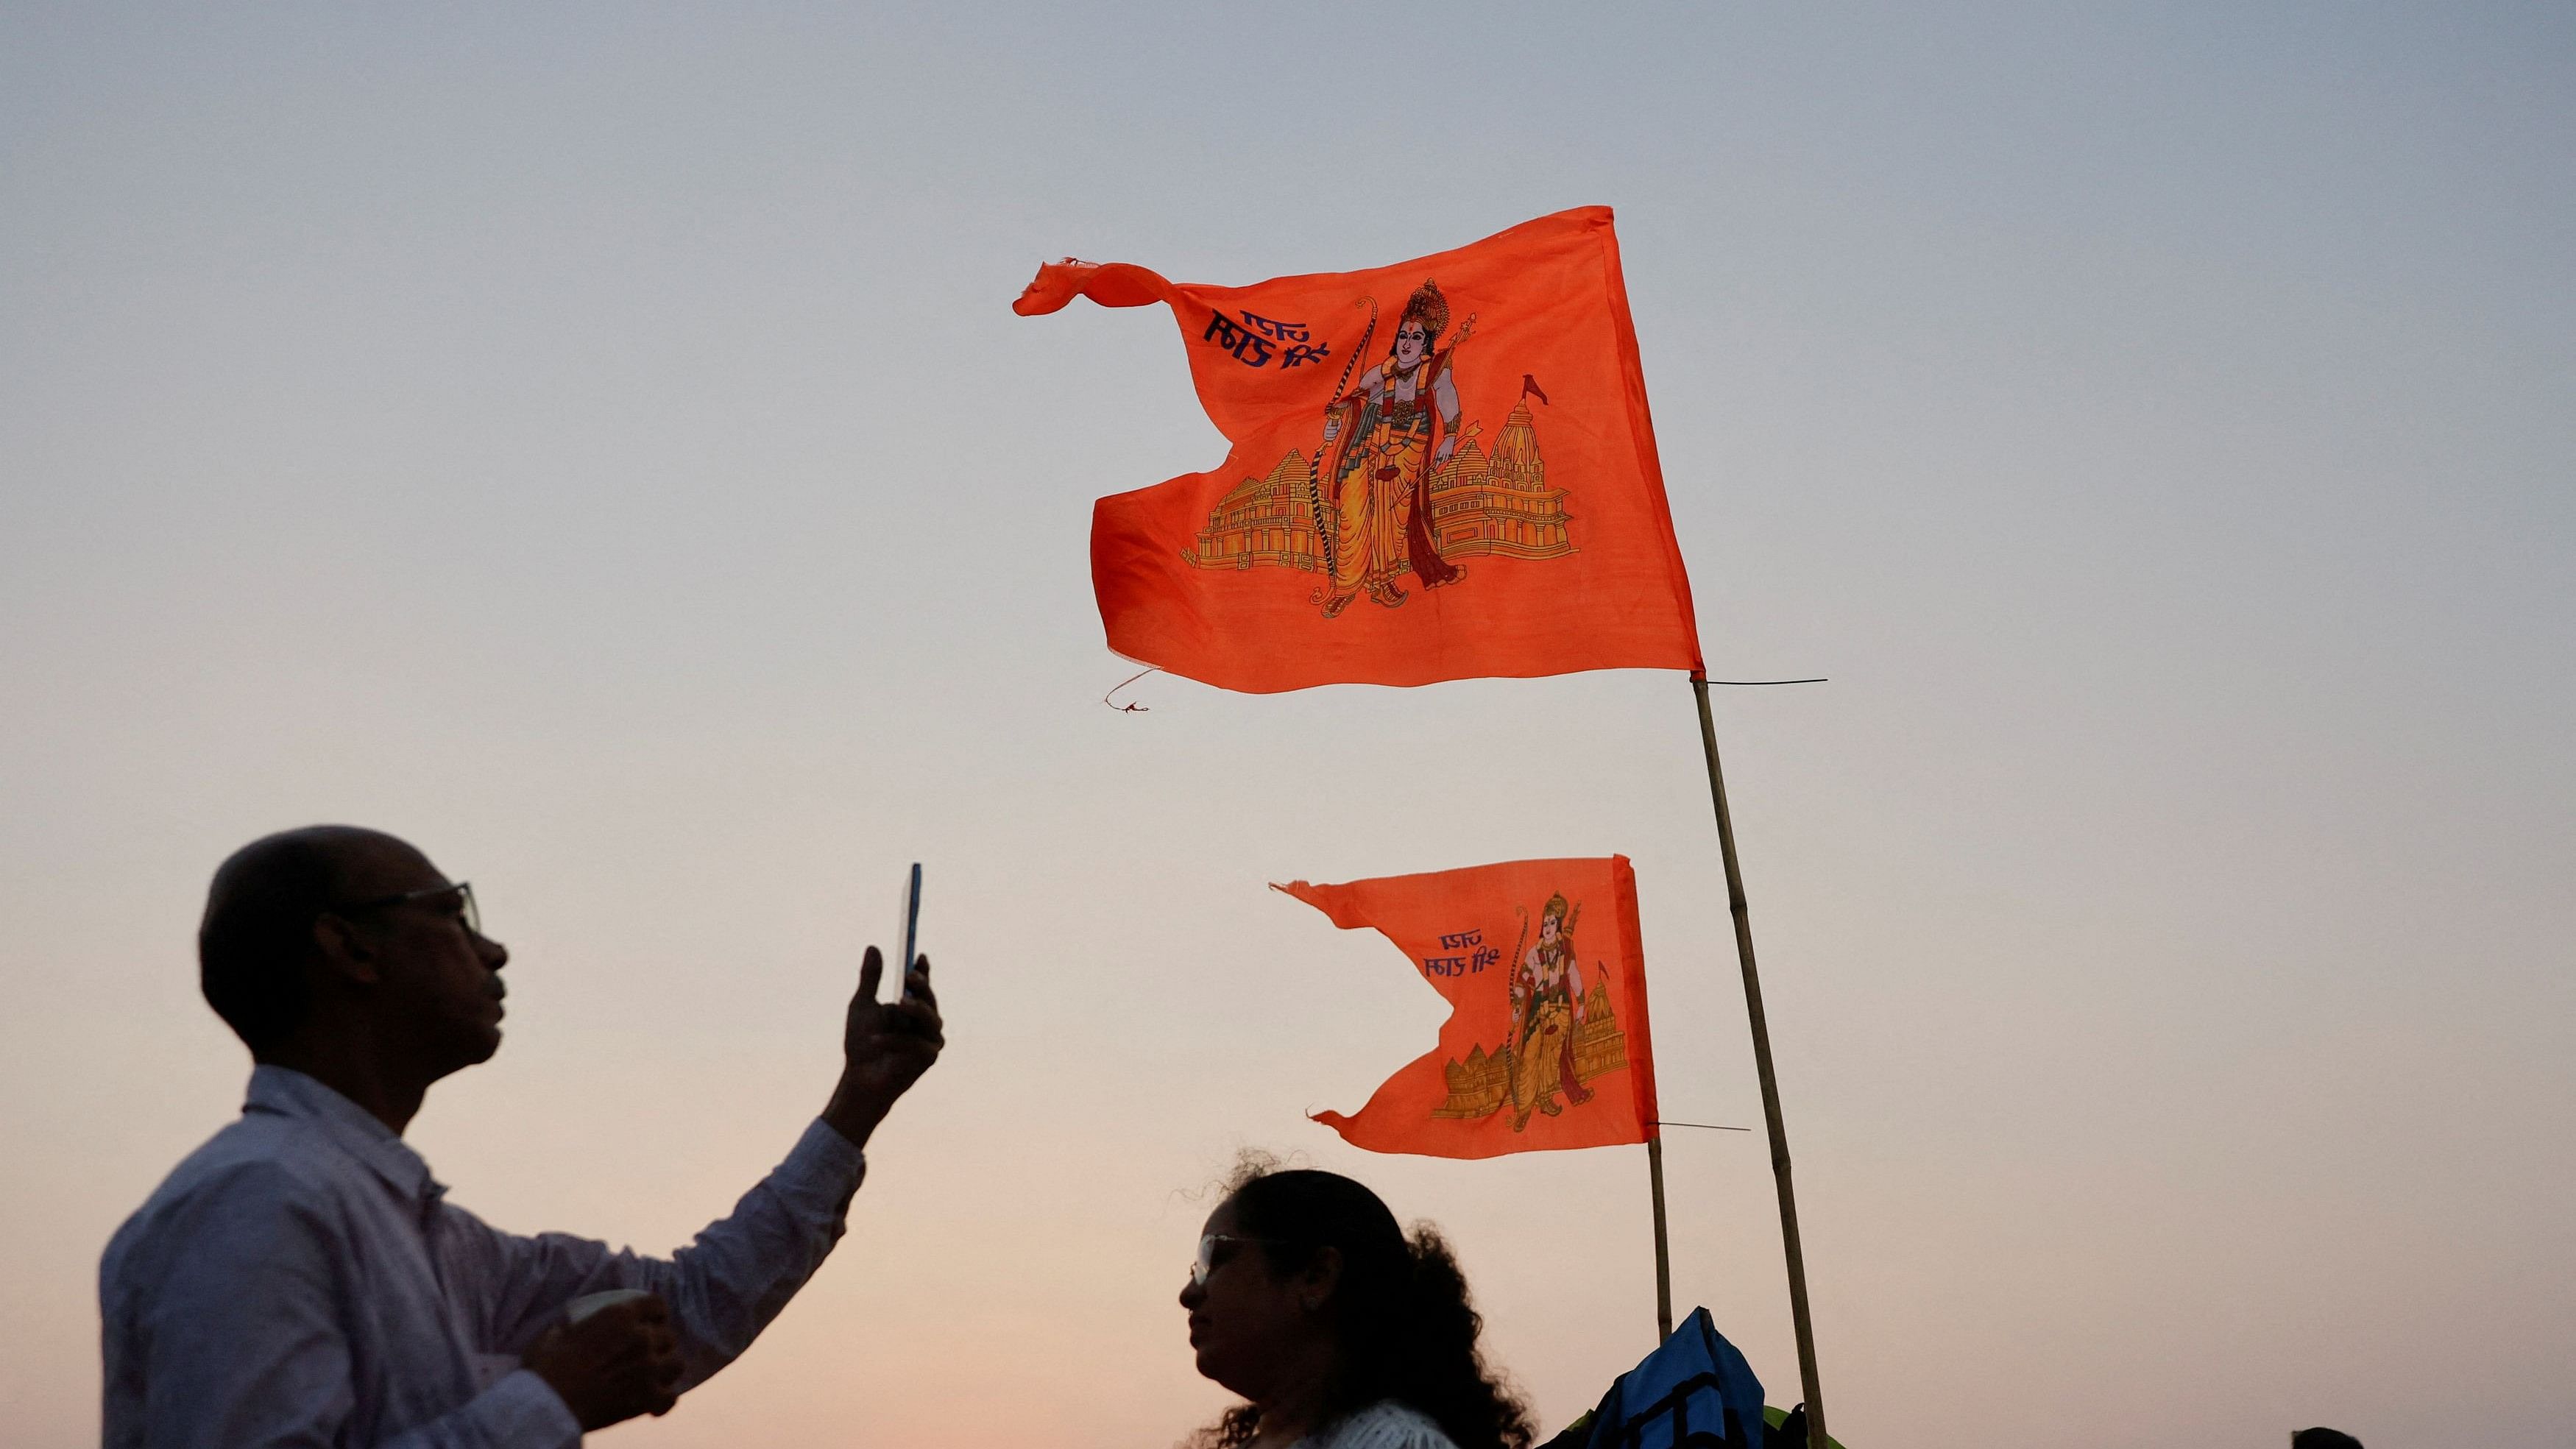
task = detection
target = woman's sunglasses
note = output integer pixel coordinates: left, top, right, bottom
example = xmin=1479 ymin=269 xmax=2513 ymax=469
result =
xmin=1189 ymin=1233 xmax=1283 ymax=1288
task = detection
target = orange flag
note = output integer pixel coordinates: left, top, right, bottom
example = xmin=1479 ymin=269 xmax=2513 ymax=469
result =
xmin=1278 ymin=856 xmax=1660 ymax=1159
xmin=1015 ymin=207 xmax=1702 ymax=693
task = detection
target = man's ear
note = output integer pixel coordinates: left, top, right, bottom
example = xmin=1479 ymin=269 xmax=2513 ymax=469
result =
xmin=310 ymin=913 xmax=383 ymax=986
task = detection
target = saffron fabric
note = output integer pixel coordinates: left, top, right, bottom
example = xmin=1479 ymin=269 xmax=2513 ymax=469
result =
xmin=1278 ymin=856 xmax=1659 ymax=1159
xmin=1015 ymin=207 xmax=1702 ymax=692
xmin=99 ymin=1066 xmax=866 ymax=1449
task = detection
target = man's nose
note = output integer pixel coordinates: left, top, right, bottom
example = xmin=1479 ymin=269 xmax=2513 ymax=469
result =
xmin=480 ymin=935 xmax=509 ymax=971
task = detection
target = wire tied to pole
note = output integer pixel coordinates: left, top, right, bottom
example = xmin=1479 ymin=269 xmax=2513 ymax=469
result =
xmin=1102 ymin=672 xmax=1821 ymax=713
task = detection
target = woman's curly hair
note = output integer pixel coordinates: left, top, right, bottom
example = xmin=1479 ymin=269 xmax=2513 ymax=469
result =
xmin=1187 ymin=1158 xmax=1533 ymax=1449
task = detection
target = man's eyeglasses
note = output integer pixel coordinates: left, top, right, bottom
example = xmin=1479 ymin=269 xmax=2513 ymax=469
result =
xmin=1189 ymin=1233 xmax=1281 ymax=1288
xmin=337 ymin=881 xmax=481 ymax=938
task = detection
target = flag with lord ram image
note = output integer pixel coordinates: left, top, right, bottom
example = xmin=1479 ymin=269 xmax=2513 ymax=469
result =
xmin=1013 ymin=207 xmax=1702 ymax=693
xmin=1275 ymin=857 xmax=1659 ymax=1159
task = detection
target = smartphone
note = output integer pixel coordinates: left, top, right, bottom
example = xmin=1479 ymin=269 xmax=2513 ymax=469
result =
xmin=564 ymin=1288 xmax=651 ymax=1325
xmin=893 ymin=862 xmax=922 ymax=999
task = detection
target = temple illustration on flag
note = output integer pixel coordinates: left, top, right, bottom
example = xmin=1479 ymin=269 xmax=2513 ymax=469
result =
xmin=1434 ymin=977 xmax=1629 ymax=1124
xmin=1181 ymin=400 xmax=1575 ymax=572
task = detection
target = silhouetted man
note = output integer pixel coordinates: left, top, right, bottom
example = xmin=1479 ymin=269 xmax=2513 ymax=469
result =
xmin=100 ymin=825 xmax=946 ymax=1448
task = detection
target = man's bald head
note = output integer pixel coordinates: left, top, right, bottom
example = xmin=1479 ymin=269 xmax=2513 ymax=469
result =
xmin=199 ymin=826 xmax=432 ymax=1053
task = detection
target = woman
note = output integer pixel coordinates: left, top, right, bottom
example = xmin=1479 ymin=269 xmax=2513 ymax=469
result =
xmin=1179 ymin=1161 xmax=1532 ymax=1449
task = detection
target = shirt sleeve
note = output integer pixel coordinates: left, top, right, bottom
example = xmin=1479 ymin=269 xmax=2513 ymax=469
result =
xmin=457 ymin=1119 xmax=867 ymax=1389
xmin=117 ymin=1161 xmax=582 ymax=1449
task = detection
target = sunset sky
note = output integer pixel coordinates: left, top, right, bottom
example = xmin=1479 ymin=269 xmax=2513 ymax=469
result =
xmin=3 ymin=7 xmax=2569 ymax=1448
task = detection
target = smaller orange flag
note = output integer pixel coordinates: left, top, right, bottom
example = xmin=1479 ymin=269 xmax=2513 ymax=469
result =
xmin=1279 ymin=856 xmax=1659 ymax=1159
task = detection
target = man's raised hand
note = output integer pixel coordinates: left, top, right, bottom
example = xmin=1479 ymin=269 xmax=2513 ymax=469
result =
xmin=822 ymin=944 xmax=945 ymax=1148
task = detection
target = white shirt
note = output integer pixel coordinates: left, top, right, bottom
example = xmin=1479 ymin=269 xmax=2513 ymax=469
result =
xmin=1301 ymin=1401 xmax=1462 ymax=1449
xmin=99 ymin=1066 xmax=866 ymax=1448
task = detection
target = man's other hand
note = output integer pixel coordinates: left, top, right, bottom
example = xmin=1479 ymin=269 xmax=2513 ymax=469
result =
xmin=821 ymin=945 xmax=946 ymax=1148
xmin=523 ymin=1294 xmax=682 ymax=1430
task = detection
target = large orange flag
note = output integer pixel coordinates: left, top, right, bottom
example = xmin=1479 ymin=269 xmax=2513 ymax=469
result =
xmin=1014 ymin=207 xmax=1702 ymax=692
xmin=1278 ymin=857 xmax=1659 ymax=1159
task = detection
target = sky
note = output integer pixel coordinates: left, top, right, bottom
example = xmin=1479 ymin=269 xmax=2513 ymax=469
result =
xmin=2 ymin=4 xmax=2571 ymax=1447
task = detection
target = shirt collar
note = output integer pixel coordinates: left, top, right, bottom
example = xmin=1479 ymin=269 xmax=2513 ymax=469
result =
xmin=244 ymin=1064 xmax=445 ymax=1205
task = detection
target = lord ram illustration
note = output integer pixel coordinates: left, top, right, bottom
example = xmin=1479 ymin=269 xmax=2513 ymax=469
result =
xmin=1435 ymin=890 xmax=1630 ymax=1132
xmin=1181 ymin=280 xmax=1577 ymax=615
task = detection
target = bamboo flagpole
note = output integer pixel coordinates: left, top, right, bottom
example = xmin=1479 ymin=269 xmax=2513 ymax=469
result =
xmin=1646 ymin=1136 xmax=1673 ymax=1340
xmin=1646 ymin=1119 xmax=1749 ymax=1342
xmin=1690 ymin=672 xmax=1827 ymax=1449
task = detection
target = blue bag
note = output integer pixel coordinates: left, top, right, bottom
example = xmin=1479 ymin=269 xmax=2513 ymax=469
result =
xmin=1552 ymin=1307 xmax=1771 ymax=1449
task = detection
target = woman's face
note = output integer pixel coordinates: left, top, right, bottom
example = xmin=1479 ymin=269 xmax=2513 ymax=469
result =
xmin=1393 ymin=320 xmax=1429 ymax=368
xmin=1178 ymin=1197 xmax=1316 ymax=1399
